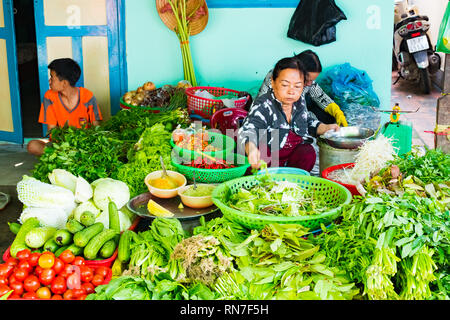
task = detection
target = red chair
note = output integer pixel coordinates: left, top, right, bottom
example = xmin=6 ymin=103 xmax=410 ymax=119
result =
xmin=210 ymin=107 xmax=248 ymax=136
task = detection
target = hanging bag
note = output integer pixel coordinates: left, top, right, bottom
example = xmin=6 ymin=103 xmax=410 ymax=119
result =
xmin=287 ymin=0 xmax=347 ymax=46
xmin=436 ymin=1 xmax=450 ymax=54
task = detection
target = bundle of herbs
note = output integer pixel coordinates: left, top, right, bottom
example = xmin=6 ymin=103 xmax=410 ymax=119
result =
xmin=312 ymin=191 xmax=449 ymax=300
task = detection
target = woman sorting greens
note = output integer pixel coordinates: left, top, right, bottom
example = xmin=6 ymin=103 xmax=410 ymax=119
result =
xmin=238 ymin=56 xmax=340 ymax=172
xmin=257 ymin=50 xmax=347 ymax=127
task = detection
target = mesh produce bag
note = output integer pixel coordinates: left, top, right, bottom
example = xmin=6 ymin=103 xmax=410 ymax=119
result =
xmin=17 ymin=175 xmax=76 ymax=208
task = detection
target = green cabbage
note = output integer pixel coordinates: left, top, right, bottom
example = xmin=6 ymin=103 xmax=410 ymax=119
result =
xmin=95 ymin=209 xmax=132 ymax=232
xmin=73 ymin=200 xmax=101 ymax=222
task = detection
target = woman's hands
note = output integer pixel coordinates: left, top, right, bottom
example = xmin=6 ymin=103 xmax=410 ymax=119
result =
xmin=246 ymin=142 xmax=261 ymax=169
xmin=317 ymin=123 xmax=340 ymax=136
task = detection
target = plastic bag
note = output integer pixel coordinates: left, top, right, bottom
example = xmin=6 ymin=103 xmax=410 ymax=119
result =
xmin=316 ymin=63 xmax=381 ymax=130
xmin=436 ymin=2 xmax=450 ymax=54
xmin=287 ymin=0 xmax=347 ymax=46
xmin=316 ymin=63 xmax=380 ymax=108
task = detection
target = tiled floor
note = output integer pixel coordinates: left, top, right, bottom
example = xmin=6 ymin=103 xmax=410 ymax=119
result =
xmin=390 ymin=71 xmax=441 ymax=149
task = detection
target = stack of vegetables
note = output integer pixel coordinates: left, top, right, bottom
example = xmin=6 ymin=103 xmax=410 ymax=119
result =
xmin=86 ymin=148 xmax=448 ymax=301
xmin=31 ymin=107 xmax=191 ymax=198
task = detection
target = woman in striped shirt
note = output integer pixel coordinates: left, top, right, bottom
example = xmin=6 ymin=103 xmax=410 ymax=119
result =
xmin=257 ymin=50 xmax=347 ymax=127
xmin=238 ymin=57 xmax=340 ymax=171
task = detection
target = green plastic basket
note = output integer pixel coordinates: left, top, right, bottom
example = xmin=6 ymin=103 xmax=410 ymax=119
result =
xmin=170 ymin=131 xmax=236 ymax=160
xmin=211 ymin=174 xmax=352 ymax=230
xmin=171 ymin=153 xmax=250 ymax=183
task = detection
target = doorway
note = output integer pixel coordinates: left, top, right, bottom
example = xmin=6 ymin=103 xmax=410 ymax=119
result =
xmin=13 ymin=0 xmax=41 ymax=139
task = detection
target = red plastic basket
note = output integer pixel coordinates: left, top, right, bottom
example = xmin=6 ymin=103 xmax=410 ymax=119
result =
xmin=321 ymin=163 xmax=360 ymax=196
xmin=2 ymin=217 xmax=141 ymax=267
xmin=186 ymin=86 xmax=248 ymax=119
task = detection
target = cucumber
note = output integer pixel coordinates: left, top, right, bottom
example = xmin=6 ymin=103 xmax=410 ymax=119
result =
xmin=84 ymin=229 xmax=119 ymax=260
xmin=66 ymin=219 xmax=85 ymax=234
xmin=73 ymin=222 xmax=104 ymax=247
xmin=108 ymin=201 xmax=121 ymax=243
xmin=43 ymin=238 xmax=60 ymax=253
xmin=25 ymin=227 xmax=57 ymax=249
xmin=10 ymin=218 xmax=40 ymax=258
xmin=65 ymin=243 xmax=83 ymax=256
xmin=55 ymin=245 xmax=69 ymax=257
xmin=54 ymin=229 xmax=73 ymax=246
xmin=108 ymin=201 xmax=120 ymax=232
xmin=118 ymin=230 xmax=133 ymax=263
xmin=80 ymin=211 xmax=96 ymax=227
xmin=8 ymin=222 xmax=21 ymax=235
xmin=99 ymin=239 xmax=117 ymax=258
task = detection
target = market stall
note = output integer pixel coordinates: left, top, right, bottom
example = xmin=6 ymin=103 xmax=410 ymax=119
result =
xmin=0 ymin=78 xmax=448 ymax=301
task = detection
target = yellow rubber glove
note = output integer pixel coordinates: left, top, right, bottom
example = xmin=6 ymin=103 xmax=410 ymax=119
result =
xmin=325 ymin=103 xmax=348 ymax=127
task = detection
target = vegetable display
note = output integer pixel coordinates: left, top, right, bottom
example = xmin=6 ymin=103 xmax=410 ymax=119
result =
xmin=185 ymin=157 xmax=236 ymax=169
xmin=0 ymin=248 xmax=111 ymax=300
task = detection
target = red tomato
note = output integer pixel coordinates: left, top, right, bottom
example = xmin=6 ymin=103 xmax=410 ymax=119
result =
xmin=13 ymin=268 xmax=28 ymax=282
xmin=63 ymin=289 xmax=74 ymax=300
xmin=81 ymin=282 xmax=95 ymax=294
xmin=23 ymin=275 xmax=40 ymax=292
xmin=91 ymin=274 xmax=104 ymax=287
xmin=59 ymin=250 xmax=75 ymax=264
xmin=72 ymin=287 xmax=86 ymax=299
xmin=16 ymin=249 xmax=31 ymax=261
xmin=34 ymin=265 xmax=44 ymax=277
xmin=52 ymin=258 xmax=64 ymax=275
xmin=0 ymin=264 xmax=14 ymax=278
xmin=72 ymin=256 xmax=85 ymax=266
xmin=67 ymin=272 xmax=81 ymax=290
xmin=9 ymin=281 xmax=24 ymax=296
xmin=80 ymin=266 xmax=94 ymax=283
xmin=22 ymin=291 xmax=38 ymax=299
xmin=39 ymin=268 xmax=56 ymax=286
xmin=38 ymin=252 xmax=55 ymax=269
xmin=36 ymin=286 xmax=51 ymax=299
xmin=95 ymin=266 xmax=110 ymax=278
xmin=8 ymin=273 xmax=17 ymax=284
xmin=28 ymin=252 xmax=41 ymax=267
xmin=0 ymin=284 xmax=12 ymax=297
xmin=4 ymin=257 xmax=18 ymax=268
xmin=17 ymin=260 xmax=32 ymax=273
xmin=0 ymin=276 xmax=8 ymax=286
xmin=51 ymin=294 xmax=63 ymax=300
xmin=50 ymin=276 xmax=66 ymax=295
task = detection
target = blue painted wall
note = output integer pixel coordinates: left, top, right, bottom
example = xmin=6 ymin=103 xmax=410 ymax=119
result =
xmin=125 ymin=0 xmax=394 ymax=108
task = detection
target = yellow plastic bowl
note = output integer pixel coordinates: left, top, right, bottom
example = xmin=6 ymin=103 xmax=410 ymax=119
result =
xmin=145 ymin=170 xmax=187 ymax=199
xmin=177 ymin=184 xmax=216 ymax=209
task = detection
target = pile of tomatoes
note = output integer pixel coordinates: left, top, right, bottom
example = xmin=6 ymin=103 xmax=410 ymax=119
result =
xmin=0 ymin=249 xmax=111 ymax=300
xmin=174 ymin=131 xmax=217 ymax=152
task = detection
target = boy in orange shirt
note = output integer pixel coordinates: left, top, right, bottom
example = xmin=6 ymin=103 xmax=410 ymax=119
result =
xmin=27 ymin=58 xmax=103 ymax=156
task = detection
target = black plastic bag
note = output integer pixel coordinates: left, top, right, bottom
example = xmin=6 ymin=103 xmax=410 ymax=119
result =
xmin=287 ymin=0 xmax=347 ymax=46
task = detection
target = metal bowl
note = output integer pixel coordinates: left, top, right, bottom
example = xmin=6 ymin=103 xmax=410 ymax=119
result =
xmin=321 ymin=126 xmax=375 ymax=149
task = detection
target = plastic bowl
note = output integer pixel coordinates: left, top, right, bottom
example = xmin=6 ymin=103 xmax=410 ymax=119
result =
xmin=177 ymin=184 xmax=216 ymax=209
xmin=145 ymin=170 xmax=187 ymax=199
xmin=257 ymin=167 xmax=310 ymax=176
xmin=321 ymin=163 xmax=360 ymax=196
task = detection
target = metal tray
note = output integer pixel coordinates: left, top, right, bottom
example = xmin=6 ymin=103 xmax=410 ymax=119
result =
xmin=321 ymin=126 xmax=374 ymax=149
xmin=127 ymin=192 xmax=219 ymax=221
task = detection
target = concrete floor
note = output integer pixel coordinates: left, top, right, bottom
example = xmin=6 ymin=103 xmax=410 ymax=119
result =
xmin=0 ymin=74 xmax=442 ymax=258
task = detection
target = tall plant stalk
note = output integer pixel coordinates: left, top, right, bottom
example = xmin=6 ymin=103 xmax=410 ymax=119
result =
xmin=166 ymin=0 xmax=201 ymax=86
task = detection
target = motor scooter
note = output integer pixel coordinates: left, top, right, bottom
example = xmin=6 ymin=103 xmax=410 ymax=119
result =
xmin=393 ymin=0 xmax=441 ymax=94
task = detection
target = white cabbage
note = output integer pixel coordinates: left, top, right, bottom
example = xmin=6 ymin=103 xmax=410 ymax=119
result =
xmin=74 ymin=176 xmax=93 ymax=203
xmin=92 ymin=178 xmax=130 ymax=212
xmin=48 ymin=169 xmax=77 ymax=193
xmin=19 ymin=207 xmax=68 ymax=229
xmin=17 ymin=175 xmax=76 ymax=209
